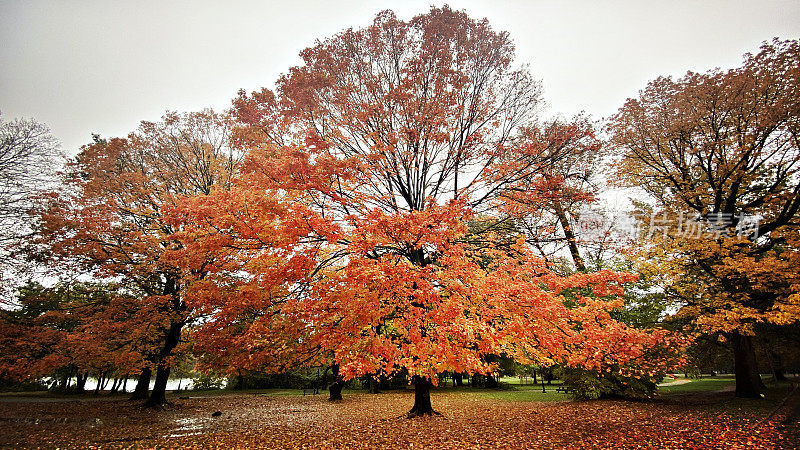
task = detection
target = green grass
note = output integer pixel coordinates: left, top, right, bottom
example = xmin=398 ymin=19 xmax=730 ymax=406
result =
xmin=657 ymin=377 xmax=735 ymax=395
xmin=478 ymin=387 xmax=568 ymax=402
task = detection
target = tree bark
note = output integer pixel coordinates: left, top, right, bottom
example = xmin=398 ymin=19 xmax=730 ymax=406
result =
xmin=762 ymin=337 xmax=788 ymax=382
xmin=408 ymin=376 xmax=436 ymax=416
xmin=146 ymin=365 xmax=172 ymax=407
xmin=235 ymin=369 xmax=244 ymax=390
xmin=730 ymin=333 xmax=762 ymax=398
xmin=110 ymin=377 xmax=120 ymax=393
xmin=122 ymin=376 xmax=128 ymax=393
xmin=59 ymin=369 xmax=70 ymax=390
xmin=145 ymin=275 xmax=185 ymax=407
xmin=130 ymin=367 xmax=151 ymax=400
xmin=554 ymin=200 xmax=586 ymax=272
xmin=368 ymin=376 xmax=380 ymax=394
xmin=453 ymin=373 xmax=463 ymax=387
xmin=94 ymin=374 xmax=102 ymax=395
xmin=145 ymin=320 xmax=183 ymax=407
xmin=328 ymin=364 xmax=344 ymax=401
xmin=75 ymin=371 xmax=88 ymax=393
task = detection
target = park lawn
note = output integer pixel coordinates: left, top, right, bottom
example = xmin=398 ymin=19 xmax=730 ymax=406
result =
xmin=657 ymin=376 xmax=736 ymax=394
xmin=0 ymin=381 xmax=797 ymax=448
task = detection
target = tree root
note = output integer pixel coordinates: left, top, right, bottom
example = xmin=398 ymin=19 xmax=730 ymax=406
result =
xmin=402 ymin=409 xmax=443 ymax=419
xmin=142 ymin=399 xmax=174 ymax=409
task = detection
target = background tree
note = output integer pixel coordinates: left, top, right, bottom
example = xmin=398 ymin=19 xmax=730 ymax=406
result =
xmin=0 ymin=282 xmax=146 ymax=393
xmin=0 ymin=114 xmax=61 ymax=293
xmin=494 ymin=116 xmax=604 ymax=273
xmin=609 ymin=38 xmax=800 ymax=397
xmin=39 ymin=109 xmax=240 ymax=406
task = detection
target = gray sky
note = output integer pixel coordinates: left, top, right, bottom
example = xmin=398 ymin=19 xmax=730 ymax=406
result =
xmin=2 ymin=0 xmax=799 ymax=155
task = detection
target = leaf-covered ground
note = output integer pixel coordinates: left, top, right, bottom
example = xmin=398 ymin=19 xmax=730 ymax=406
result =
xmin=0 ymin=387 xmax=797 ymax=448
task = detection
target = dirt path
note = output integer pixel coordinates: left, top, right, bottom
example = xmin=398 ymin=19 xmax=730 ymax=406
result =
xmin=657 ymin=378 xmax=692 ymax=387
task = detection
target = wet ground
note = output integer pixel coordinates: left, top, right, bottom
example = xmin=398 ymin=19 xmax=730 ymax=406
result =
xmin=0 ymin=390 xmax=797 ymax=448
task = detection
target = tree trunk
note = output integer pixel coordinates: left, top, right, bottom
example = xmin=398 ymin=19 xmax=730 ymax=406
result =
xmin=145 ymin=276 xmax=185 ymax=407
xmin=554 ymin=200 xmax=586 ymax=272
xmin=146 ymin=365 xmax=172 ymax=407
xmin=368 ymin=376 xmax=380 ymax=394
xmin=145 ymin=321 xmax=183 ymax=407
xmin=762 ymin=337 xmax=788 ymax=382
xmin=94 ymin=374 xmax=102 ymax=395
xmin=110 ymin=377 xmax=120 ymax=393
xmin=408 ymin=376 xmax=436 ymax=416
xmin=453 ymin=373 xmax=463 ymax=387
xmin=730 ymin=333 xmax=762 ymax=398
xmin=131 ymin=368 xmax=151 ymax=400
xmin=75 ymin=371 xmax=88 ymax=393
xmin=485 ymin=373 xmax=498 ymax=388
xmin=59 ymin=370 xmax=70 ymax=390
xmin=122 ymin=376 xmax=128 ymax=393
xmin=235 ymin=369 xmax=244 ymax=390
xmin=328 ymin=364 xmax=344 ymax=401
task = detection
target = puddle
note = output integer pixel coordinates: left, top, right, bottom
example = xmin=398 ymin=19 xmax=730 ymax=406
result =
xmin=165 ymin=417 xmax=205 ymax=438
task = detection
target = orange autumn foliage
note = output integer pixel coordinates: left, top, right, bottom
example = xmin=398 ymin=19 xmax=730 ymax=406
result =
xmin=171 ymin=8 xmax=686 ymax=398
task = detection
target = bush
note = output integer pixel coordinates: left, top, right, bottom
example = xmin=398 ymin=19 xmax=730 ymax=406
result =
xmin=191 ymin=372 xmax=225 ymax=390
xmin=557 ymin=367 xmax=659 ymax=400
xmin=0 ymin=377 xmax=48 ymax=392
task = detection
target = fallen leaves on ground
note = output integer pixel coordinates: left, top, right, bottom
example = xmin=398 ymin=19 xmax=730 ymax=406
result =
xmin=0 ymin=391 xmax=797 ymax=448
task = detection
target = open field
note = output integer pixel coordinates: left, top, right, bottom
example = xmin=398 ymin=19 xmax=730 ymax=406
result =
xmin=0 ymin=379 xmax=798 ymax=448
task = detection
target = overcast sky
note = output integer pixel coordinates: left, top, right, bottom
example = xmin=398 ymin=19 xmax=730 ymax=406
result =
xmin=2 ymin=0 xmax=799 ymax=155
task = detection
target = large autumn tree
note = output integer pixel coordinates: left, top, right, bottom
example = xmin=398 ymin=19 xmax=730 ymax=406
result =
xmin=610 ymin=38 xmax=800 ymax=398
xmin=176 ymin=7 xmax=684 ymax=416
xmin=39 ymin=110 xmax=240 ymax=406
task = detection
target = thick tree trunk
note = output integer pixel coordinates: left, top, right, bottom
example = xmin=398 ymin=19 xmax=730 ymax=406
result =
xmin=453 ymin=373 xmax=463 ymax=387
xmin=131 ymin=368 xmax=151 ymax=400
xmin=146 ymin=365 xmax=172 ymax=407
xmin=235 ymin=369 xmax=244 ymax=390
xmin=408 ymin=376 xmax=436 ymax=417
xmin=762 ymin=338 xmax=788 ymax=382
xmin=730 ymin=333 xmax=762 ymax=398
xmin=94 ymin=374 xmax=102 ymax=395
xmin=75 ymin=371 xmax=88 ymax=393
xmin=122 ymin=375 xmax=128 ymax=393
xmin=145 ymin=275 xmax=186 ymax=407
xmin=368 ymin=376 xmax=380 ymax=394
xmin=145 ymin=320 xmax=183 ymax=407
xmin=59 ymin=370 xmax=70 ymax=390
xmin=328 ymin=364 xmax=344 ymax=401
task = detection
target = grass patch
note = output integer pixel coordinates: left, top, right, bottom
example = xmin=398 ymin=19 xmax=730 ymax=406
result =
xmin=472 ymin=384 xmax=568 ymax=402
xmin=657 ymin=377 xmax=735 ymax=395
